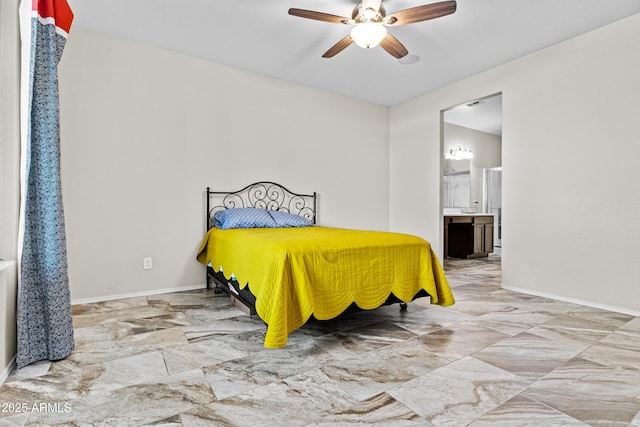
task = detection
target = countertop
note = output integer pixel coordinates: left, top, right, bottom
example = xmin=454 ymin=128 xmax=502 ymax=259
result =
xmin=444 ymin=213 xmax=495 ymax=217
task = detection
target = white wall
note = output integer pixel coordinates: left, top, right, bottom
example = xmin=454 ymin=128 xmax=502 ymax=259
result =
xmin=0 ymin=0 xmax=20 ymax=382
xmin=390 ymin=13 xmax=640 ymax=314
xmin=58 ymin=28 xmax=390 ymax=301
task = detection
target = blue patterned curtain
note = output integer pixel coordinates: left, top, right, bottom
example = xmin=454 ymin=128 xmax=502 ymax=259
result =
xmin=17 ymin=0 xmax=74 ymax=368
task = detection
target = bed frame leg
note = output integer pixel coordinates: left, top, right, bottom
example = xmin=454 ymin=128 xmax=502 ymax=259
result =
xmin=207 ymin=268 xmax=225 ymax=295
xmin=206 ymin=268 xmax=222 ymax=294
xmin=399 ymin=302 xmax=408 ymax=311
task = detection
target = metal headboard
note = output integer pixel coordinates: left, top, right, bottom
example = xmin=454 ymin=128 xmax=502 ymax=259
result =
xmin=206 ymin=181 xmax=317 ymax=230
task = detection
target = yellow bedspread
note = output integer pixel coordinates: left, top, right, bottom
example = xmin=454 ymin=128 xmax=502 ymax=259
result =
xmin=196 ymin=226 xmax=454 ymax=348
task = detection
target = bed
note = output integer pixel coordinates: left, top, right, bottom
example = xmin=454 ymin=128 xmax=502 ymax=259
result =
xmin=196 ymin=181 xmax=454 ymax=348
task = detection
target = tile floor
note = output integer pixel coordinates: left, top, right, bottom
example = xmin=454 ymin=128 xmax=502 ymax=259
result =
xmin=1 ymin=255 xmax=640 ymax=426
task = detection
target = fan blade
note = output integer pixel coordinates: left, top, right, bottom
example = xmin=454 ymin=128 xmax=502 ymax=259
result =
xmin=288 ymin=8 xmax=351 ymax=24
xmin=322 ymin=35 xmax=354 ymax=58
xmin=379 ymin=33 xmax=408 ymax=58
xmin=385 ymin=0 xmax=456 ymax=26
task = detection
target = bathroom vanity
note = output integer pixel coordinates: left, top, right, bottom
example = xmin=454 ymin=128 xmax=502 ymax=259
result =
xmin=444 ymin=214 xmax=494 ymax=259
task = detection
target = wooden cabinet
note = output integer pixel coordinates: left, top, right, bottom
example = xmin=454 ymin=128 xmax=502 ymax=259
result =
xmin=444 ymin=215 xmax=494 ymax=259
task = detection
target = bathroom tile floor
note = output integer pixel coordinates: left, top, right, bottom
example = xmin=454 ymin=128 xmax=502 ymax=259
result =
xmin=2 ymin=255 xmax=640 ymax=426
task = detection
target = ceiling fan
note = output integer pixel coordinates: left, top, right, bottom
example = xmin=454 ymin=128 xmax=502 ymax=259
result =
xmin=288 ymin=0 xmax=457 ymax=59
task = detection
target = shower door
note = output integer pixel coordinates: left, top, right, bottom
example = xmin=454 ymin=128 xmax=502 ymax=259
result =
xmin=483 ymin=167 xmax=502 ymax=248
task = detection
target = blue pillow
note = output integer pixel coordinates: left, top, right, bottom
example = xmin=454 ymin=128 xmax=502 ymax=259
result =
xmin=213 ymin=208 xmax=277 ymax=230
xmin=268 ymin=210 xmax=313 ymax=227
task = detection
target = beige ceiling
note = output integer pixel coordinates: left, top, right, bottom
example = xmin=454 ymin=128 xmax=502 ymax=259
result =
xmin=67 ymin=0 xmax=640 ymax=107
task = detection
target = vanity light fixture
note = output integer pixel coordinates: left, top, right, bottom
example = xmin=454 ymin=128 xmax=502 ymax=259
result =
xmin=445 ymin=145 xmax=474 ymax=160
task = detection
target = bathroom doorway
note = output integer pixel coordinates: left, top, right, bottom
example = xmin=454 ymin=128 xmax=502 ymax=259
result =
xmin=442 ymin=93 xmax=502 ymax=265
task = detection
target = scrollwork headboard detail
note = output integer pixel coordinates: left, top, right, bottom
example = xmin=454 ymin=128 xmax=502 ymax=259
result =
xmin=206 ymin=182 xmax=317 ymax=229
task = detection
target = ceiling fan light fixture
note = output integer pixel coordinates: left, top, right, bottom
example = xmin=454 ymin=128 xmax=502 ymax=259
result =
xmin=363 ymin=7 xmax=377 ymax=20
xmin=350 ymin=23 xmax=387 ymax=49
xmin=289 ymin=1 xmax=457 ymax=58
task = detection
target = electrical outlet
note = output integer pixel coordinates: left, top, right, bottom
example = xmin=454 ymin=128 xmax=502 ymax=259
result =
xmin=143 ymin=257 xmax=153 ymax=270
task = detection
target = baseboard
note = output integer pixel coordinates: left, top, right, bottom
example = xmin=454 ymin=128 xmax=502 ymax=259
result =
xmin=71 ymin=284 xmax=207 ymax=306
xmin=501 ymin=284 xmax=640 ymax=317
xmin=0 ymin=355 xmax=16 ymax=386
